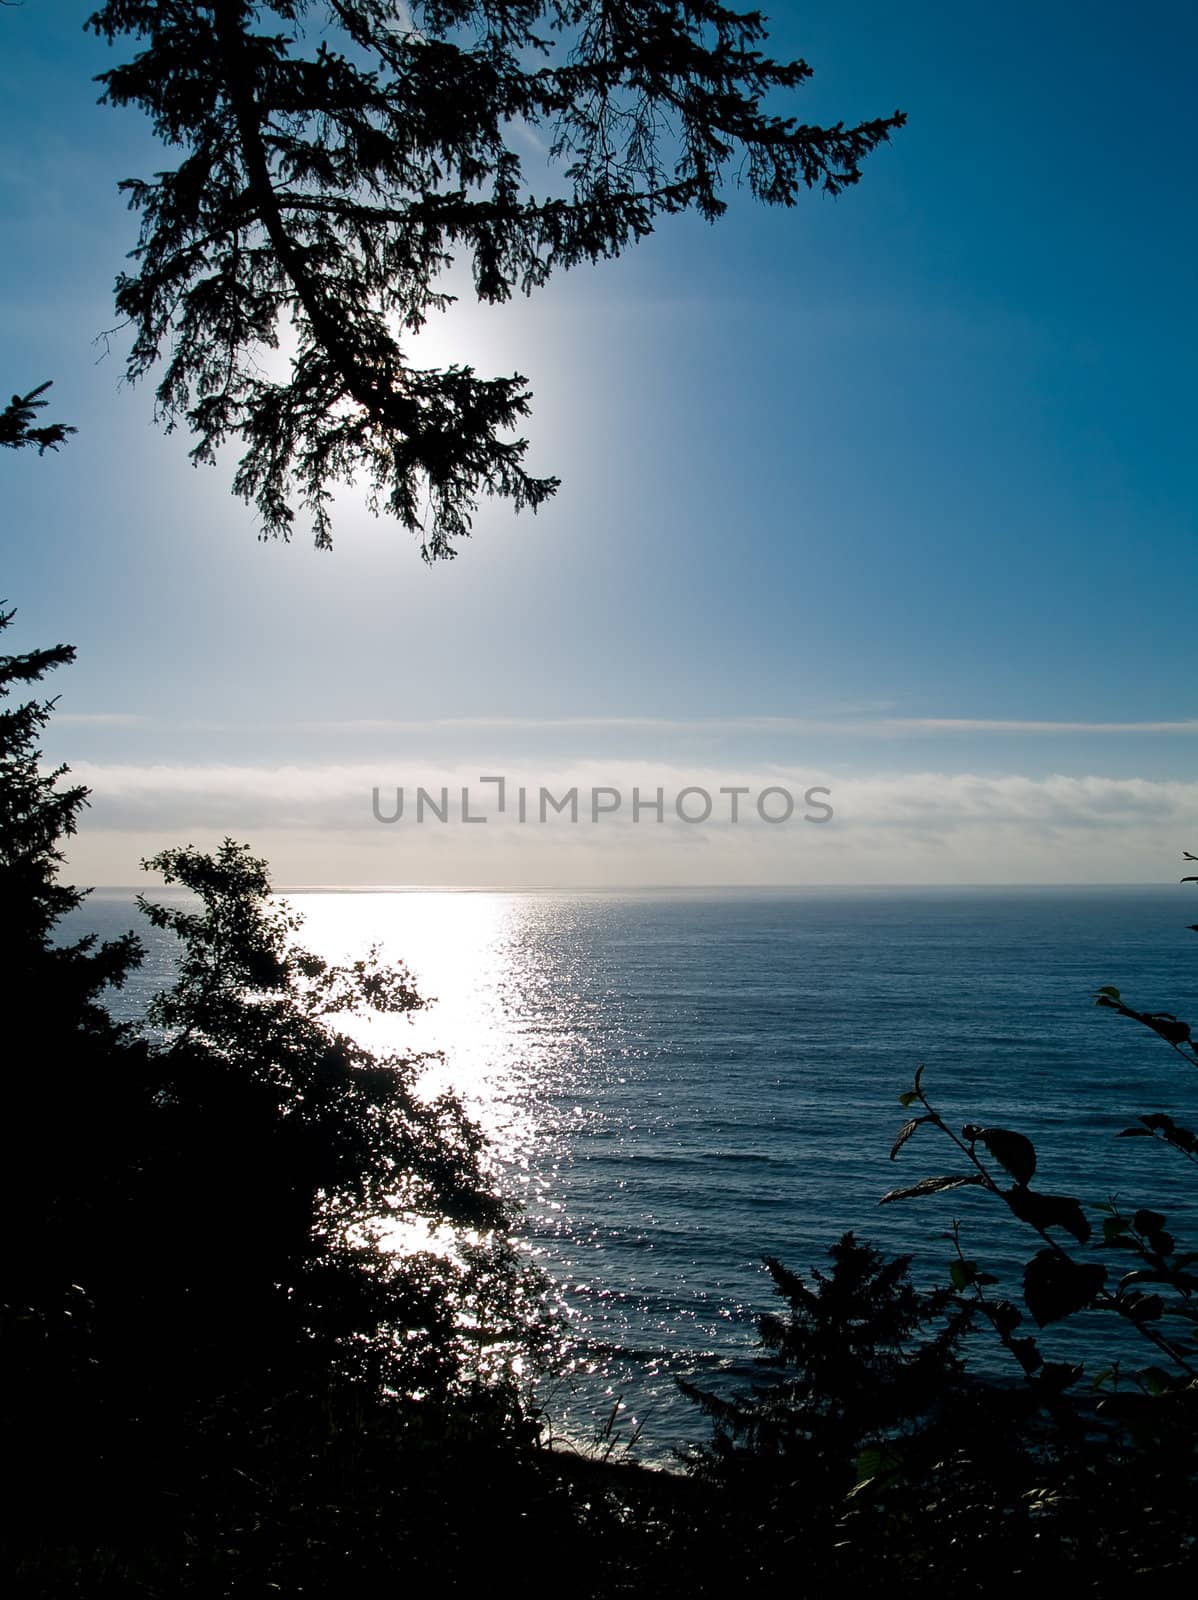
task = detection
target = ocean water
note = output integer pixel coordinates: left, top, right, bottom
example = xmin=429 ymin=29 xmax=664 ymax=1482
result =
xmin=67 ymin=885 xmax=1198 ymax=1463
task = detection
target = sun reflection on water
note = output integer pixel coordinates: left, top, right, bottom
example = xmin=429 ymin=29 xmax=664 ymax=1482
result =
xmin=279 ymin=889 xmax=607 ymax=1223
xmin=277 ymin=890 xmax=664 ymax=1452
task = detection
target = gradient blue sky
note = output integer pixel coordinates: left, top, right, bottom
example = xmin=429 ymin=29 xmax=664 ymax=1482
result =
xmin=2 ymin=1 xmax=1195 ymax=884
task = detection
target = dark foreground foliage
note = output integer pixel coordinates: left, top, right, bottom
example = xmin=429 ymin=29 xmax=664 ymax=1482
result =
xmin=0 ymin=609 xmax=557 ymax=1590
xmin=4 ymin=601 xmax=1196 ymax=1593
xmin=679 ymin=1235 xmax=1197 ymax=1593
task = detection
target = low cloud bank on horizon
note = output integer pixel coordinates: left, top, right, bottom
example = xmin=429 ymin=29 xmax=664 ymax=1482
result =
xmin=57 ymin=761 xmax=1198 ymax=888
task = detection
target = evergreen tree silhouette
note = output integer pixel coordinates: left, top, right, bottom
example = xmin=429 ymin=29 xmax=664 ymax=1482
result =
xmin=86 ymin=1 xmax=904 ymax=555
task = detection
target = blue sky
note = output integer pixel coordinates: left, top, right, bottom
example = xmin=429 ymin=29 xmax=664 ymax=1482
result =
xmin=2 ymin=1 xmax=1195 ymax=884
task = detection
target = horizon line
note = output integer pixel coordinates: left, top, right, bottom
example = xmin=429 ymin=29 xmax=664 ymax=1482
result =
xmin=84 ymin=879 xmax=1191 ymax=894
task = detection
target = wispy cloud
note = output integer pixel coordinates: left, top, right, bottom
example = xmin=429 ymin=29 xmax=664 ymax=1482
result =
xmin=52 ymin=712 xmax=144 ymax=727
xmin=295 ymin=715 xmax=1198 ymax=736
xmin=863 ymin=718 xmax=1198 ymax=736
xmin=51 ymin=713 xmax=1198 ymax=739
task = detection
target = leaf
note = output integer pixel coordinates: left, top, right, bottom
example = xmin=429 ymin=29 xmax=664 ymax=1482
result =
xmin=852 ymin=1444 xmax=902 ymax=1490
xmin=1132 ymin=1209 xmax=1168 ymax=1236
xmin=1135 ymin=1114 xmax=1198 ymax=1155
xmin=948 ymin=1257 xmax=997 ymax=1292
xmin=1144 ymin=1013 xmax=1191 ymax=1046
xmin=1161 ymin=1128 xmax=1196 ymax=1157
xmin=990 ymin=1299 xmax=1022 ymax=1335
xmin=898 ymin=1090 xmax=918 ymax=1108
xmin=949 ymin=1258 xmax=978 ymax=1290
xmin=1095 ymin=985 xmax=1122 ymax=1000
xmin=1039 ymin=1361 xmax=1083 ymax=1392
xmin=971 ymin=1126 xmax=1037 ymax=1186
xmin=1023 ymin=1250 xmax=1106 ymax=1327
xmin=889 ymin=1115 xmax=929 ymax=1160
xmin=1123 ymin=1293 xmax=1164 ymax=1323
xmin=879 ymin=1174 xmax=987 ymax=1205
xmin=1010 ymin=1335 xmax=1043 ymax=1374
xmin=1006 ymin=1188 xmax=1092 ymax=1244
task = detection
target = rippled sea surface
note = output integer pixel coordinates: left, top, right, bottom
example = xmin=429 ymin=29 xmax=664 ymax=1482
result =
xmin=70 ymin=886 xmax=1198 ymax=1463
